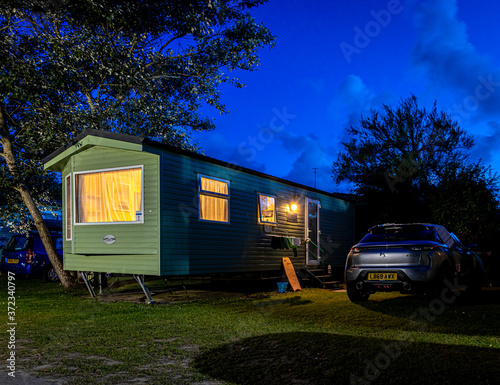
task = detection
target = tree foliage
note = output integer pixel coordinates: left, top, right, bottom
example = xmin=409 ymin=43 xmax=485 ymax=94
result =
xmin=429 ymin=162 xmax=498 ymax=244
xmin=1 ymin=0 xmax=274 ymax=141
xmin=0 ymin=0 xmax=275 ymax=287
xmin=333 ymin=95 xmax=499 ymax=243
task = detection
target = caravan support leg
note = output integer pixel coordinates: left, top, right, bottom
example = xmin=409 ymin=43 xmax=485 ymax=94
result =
xmin=80 ymin=271 xmax=96 ymax=298
xmin=133 ymin=274 xmax=155 ymax=304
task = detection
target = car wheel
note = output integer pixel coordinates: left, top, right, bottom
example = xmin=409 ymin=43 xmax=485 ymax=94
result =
xmin=464 ymin=265 xmax=483 ymax=299
xmin=44 ymin=265 xmax=60 ymax=282
xmin=428 ymin=264 xmax=454 ymax=298
xmin=347 ymin=282 xmax=370 ymax=302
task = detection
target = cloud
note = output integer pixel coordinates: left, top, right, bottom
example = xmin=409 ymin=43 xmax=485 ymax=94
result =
xmin=337 ymin=74 xmax=374 ymax=111
xmin=328 ymin=74 xmax=397 ymax=154
xmin=332 ymin=74 xmax=374 ymax=123
xmin=269 ymin=129 xmax=351 ymax=192
xmin=275 ymin=130 xmax=319 ymax=154
xmin=282 ymin=136 xmax=334 ymax=191
xmin=470 ymin=120 xmax=500 ymax=164
xmin=228 ymin=152 xmax=267 ymax=173
xmin=272 ymin=74 xmax=397 ymax=192
xmin=240 ymin=75 xmax=387 ymax=191
xmin=197 ymin=131 xmax=268 ymax=173
xmin=413 ymin=0 xmax=482 ymax=84
xmin=198 ymin=127 xmax=338 ymax=191
xmin=330 ymin=75 xmax=396 ymax=131
xmin=412 ymin=0 xmax=500 ymax=120
xmin=410 ymin=0 xmax=500 ymax=166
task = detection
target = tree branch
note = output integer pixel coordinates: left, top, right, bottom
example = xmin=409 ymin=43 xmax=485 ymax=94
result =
xmin=0 ymin=19 xmax=24 ymax=33
xmin=85 ymin=92 xmax=97 ymax=115
xmin=22 ymin=13 xmax=45 ymax=37
xmin=155 ymin=33 xmax=187 ymax=59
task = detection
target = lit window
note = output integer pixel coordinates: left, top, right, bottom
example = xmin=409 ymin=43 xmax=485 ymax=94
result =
xmin=258 ymin=194 xmax=277 ymax=224
xmin=199 ymin=175 xmax=229 ymax=223
xmin=75 ymin=167 xmax=143 ymax=224
xmin=65 ymin=174 xmax=72 ymax=240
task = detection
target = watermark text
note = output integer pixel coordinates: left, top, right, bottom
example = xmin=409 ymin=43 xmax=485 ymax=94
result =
xmin=7 ymin=271 xmax=16 ymax=378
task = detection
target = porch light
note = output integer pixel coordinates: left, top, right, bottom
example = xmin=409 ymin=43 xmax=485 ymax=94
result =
xmin=290 ymin=194 xmax=301 ymax=212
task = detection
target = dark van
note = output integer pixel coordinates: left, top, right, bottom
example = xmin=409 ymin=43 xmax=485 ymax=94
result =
xmin=0 ymin=233 xmax=63 ymax=282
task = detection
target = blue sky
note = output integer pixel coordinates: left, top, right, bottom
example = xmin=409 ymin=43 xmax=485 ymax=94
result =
xmin=193 ymin=0 xmax=500 ymax=192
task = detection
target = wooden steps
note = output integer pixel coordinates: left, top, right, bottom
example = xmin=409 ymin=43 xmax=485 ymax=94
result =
xmin=300 ymin=266 xmax=343 ymax=290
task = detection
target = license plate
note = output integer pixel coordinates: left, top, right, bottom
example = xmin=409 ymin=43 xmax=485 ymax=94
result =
xmin=368 ymin=273 xmax=397 ymax=281
xmin=6 ymin=259 xmax=19 ymax=264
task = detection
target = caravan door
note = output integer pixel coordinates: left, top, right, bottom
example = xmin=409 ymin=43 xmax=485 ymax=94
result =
xmin=305 ymin=199 xmax=321 ymax=265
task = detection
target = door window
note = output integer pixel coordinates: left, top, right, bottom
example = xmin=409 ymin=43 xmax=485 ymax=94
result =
xmin=306 ymin=199 xmax=321 ymax=264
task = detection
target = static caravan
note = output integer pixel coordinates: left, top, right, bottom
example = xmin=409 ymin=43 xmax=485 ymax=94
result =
xmin=44 ymin=130 xmax=354 ymax=296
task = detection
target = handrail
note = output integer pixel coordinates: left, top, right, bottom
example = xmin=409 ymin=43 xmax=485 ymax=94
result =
xmin=305 ymin=238 xmax=326 ymax=287
xmin=306 ymin=238 xmax=325 ymax=263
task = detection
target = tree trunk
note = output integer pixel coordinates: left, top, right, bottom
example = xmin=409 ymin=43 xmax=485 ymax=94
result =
xmin=0 ymin=107 xmax=78 ymax=289
xmin=18 ymin=185 xmax=78 ymax=289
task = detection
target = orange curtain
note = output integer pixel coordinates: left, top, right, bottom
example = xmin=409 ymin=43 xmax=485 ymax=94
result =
xmin=201 ymin=177 xmax=228 ymax=195
xmin=77 ymin=168 xmax=142 ymax=223
xmin=200 ymin=195 xmax=228 ymax=222
xmin=200 ymin=177 xmax=229 ymax=222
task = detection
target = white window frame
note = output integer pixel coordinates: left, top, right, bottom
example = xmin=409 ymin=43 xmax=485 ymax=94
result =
xmin=73 ymin=165 xmax=145 ymax=226
xmin=65 ymin=174 xmax=72 ymax=240
xmin=198 ymin=174 xmax=230 ymax=224
xmin=257 ymin=193 xmax=278 ymax=225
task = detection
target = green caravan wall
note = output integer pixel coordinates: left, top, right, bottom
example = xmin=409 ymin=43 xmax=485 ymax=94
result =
xmin=62 ymin=146 xmax=161 ymax=275
xmin=152 ymin=147 xmax=355 ymax=276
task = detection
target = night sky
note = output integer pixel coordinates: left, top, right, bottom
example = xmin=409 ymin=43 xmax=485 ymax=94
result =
xmin=193 ymin=0 xmax=500 ymax=193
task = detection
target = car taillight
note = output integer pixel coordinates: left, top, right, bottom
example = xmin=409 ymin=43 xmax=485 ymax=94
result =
xmin=350 ymin=247 xmax=364 ymax=253
xmin=419 ymin=253 xmax=431 ymax=267
xmin=26 ymin=249 xmax=35 ymax=264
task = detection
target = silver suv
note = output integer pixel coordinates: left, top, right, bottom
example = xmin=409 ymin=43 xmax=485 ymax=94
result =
xmin=344 ymin=223 xmax=483 ymax=302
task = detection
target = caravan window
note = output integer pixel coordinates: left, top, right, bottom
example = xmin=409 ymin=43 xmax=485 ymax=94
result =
xmin=75 ymin=166 xmax=143 ymax=224
xmin=258 ymin=194 xmax=277 ymax=224
xmin=198 ymin=175 xmax=230 ymax=223
xmin=65 ymin=174 xmax=72 ymax=239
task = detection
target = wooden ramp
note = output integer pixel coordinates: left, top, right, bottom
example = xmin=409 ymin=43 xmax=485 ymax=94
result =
xmin=282 ymin=257 xmax=302 ymax=292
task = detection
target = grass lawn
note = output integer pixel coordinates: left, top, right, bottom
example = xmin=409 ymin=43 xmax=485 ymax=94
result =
xmin=0 ymin=274 xmax=499 ymax=384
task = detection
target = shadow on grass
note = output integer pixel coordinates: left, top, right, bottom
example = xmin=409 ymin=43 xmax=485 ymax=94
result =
xmin=252 ymin=295 xmax=313 ymax=307
xmin=354 ymin=289 xmax=500 ymax=337
xmin=193 ymin=332 xmax=499 ymax=385
xmin=363 ymin=288 xmax=500 ymax=307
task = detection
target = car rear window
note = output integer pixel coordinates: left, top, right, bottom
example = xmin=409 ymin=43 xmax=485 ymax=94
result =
xmin=53 ymin=236 xmax=63 ymax=250
xmin=4 ymin=236 xmax=33 ymax=252
xmin=0 ymin=236 xmax=10 ymax=248
xmin=360 ymin=225 xmax=441 ymax=243
xmin=33 ymin=235 xmax=64 ymax=253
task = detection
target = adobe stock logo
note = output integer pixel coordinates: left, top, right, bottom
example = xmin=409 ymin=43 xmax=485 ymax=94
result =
xmin=340 ymin=0 xmax=404 ymax=64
